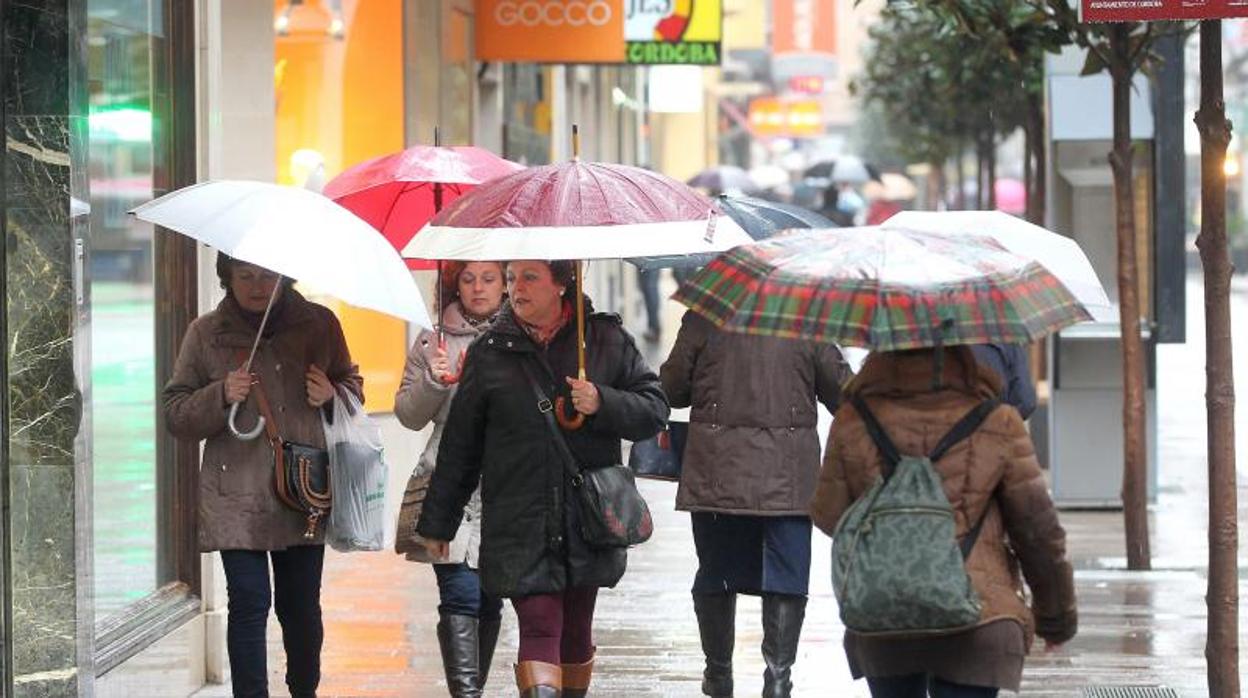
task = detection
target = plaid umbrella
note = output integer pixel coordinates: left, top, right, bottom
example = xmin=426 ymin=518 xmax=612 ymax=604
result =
xmin=672 ymin=225 xmax=1091 ymax=350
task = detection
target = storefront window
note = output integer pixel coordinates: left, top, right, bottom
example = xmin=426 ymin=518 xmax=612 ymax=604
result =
xmin=87 ymin=0 xmax=159 ymax=619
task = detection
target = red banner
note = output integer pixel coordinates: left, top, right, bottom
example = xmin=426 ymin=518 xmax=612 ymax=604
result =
xmin=1082 ymin=0 xmax=1248 ymax=21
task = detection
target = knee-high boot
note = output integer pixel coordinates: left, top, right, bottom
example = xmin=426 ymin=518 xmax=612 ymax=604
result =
xmin=437 ymin=614 xmax=482 ymax=697
xmin=515 ymin=661 xmax=561 ymax=698
xmin=477 ymin=616 xmax=501 ymax=691
xmin=692 ymin=593 xmax=736 ymax=697
xmin=561 ymin=651 xmax=594 ymax=698
xmin=760 ymin=594 xmax=806 ymax=698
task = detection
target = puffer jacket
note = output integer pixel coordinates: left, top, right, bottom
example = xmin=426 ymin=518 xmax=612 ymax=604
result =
xmin=393 ymin=301 xmax=488 ymax=565
xmin=163 ymin=290 xmax=362 ymax=552
xmin=661 ymin=311 xmax=851 ymax=515
xmin=416 ymin=299 xmax=669 ymax=598
xmin=809 ymin=347 xmax=1077 ymax=651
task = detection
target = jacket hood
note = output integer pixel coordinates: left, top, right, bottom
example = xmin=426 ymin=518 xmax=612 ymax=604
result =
xmin=848 ymin=346 xmax=1002 ymax=403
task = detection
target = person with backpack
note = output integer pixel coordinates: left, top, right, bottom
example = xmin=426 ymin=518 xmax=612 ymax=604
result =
xmin=809 ymin=346 xmax=1077 ymax=698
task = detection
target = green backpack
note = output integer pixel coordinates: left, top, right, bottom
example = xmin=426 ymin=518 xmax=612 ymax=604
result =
xmin=831 ymin=395 xmax=1000 ymax=636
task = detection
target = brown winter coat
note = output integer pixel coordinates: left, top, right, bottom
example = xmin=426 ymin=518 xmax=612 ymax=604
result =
xmin=809 ymin=347 xmax=1077 ymax=688
xmin=163 ymin=291 xmax=362 ymax=552
xmin=393 ymin=301 xmax=487 ymax=566
xmin=661 ymin=311 xmax=851 ymax=515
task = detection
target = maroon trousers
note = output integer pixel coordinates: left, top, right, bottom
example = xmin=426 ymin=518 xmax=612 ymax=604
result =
xmin=511 ymin=586 xmax=598 ymax=664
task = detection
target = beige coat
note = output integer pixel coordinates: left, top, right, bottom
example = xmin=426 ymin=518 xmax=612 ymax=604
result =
xmin=810 ymin=347 xmax=1077 ymax=654
xmin=393 ymin=301 xmax=486 ymax=566
xmin=163 ymin=291 xmax=362 ymax=552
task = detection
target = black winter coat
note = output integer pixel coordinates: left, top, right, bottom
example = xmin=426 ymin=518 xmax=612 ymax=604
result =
xmin=416 ymin=300 xmax=669 ymax=598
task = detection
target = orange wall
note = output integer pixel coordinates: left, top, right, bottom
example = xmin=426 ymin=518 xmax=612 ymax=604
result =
xmin=275 ymin=0 xmax=408 ymax=413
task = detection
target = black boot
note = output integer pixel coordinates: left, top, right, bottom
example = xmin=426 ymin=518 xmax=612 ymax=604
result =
xmin=437 ymin=613 xmax=482 ymax=698
xmin=477 ymin=616 xmax=501 ymax=691
xmin=760 ymin=594 xmax=806 ymax=698
xmin=693 ymin=593 xmax=736 ymax=697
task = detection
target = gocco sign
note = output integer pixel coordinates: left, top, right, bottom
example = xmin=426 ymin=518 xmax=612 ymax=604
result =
xmin=476 ymin=0 xmax=723 ymax=65
xmin=493 ymin=1 xmax=614 ymax=27
xmin=1081 ymin=0 xmax=1248 ymax=21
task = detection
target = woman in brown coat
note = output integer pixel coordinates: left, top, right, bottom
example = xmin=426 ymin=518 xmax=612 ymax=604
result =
xmin=661 ymin=310 xmax=851 ymax=698
xmin=163 ymin=254 xmax=362 ymax=698
xmin=393 ymin=261 xmax=506 ymax=697
xmin=810 ymin=346 xmax=1077 ymax=697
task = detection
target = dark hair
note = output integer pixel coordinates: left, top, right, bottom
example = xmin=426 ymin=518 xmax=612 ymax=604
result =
xmin=505 ymin=260 xmax=577 ymax=289
xmin=216 ymin=252 xmax=295 ymax=293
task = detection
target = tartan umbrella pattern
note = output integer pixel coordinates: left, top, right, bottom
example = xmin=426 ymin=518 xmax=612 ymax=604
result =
xmin=672 ymin=226 xmax=1092 ymax=350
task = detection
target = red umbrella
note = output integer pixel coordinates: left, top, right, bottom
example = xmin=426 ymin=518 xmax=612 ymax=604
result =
xmin=323 ymin=144 xmax=523 ymax=270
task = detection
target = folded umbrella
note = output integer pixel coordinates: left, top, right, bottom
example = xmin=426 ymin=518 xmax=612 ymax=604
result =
xmin=673 ymin=225 xmax=1091 ymax=351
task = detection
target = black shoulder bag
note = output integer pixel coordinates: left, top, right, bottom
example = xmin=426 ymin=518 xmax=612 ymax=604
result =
xmin=520 ymin=360 xmax=654 ymax=549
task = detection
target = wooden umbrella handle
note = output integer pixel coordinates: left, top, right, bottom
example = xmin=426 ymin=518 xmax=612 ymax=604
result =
xmin=557 ymin=260 xmax=587 ymax=431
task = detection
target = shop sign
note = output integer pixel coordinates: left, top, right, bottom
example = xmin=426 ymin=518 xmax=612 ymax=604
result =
xmin=475 ymin=0 xmax=723 ymax=65
xmin=772 ymin=0 xmax=836 ymax=57
xmin=1080 ymin=0 xmax=1248 ymax=21
xmin=747 ymin=97 xmax=823 ymax=138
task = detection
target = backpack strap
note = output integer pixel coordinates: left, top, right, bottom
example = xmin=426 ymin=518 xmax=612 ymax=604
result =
xmin=928 ymin=398 xmax=1002 ymax=559
xmin=849 ymin=395 xmax=902 ymax=479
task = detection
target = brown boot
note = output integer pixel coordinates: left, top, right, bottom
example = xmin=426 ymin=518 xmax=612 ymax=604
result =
xmin=515 ymin=660 xmax=561 ymax=697
xmin=562 ymin=652 xmax=595 ymax=698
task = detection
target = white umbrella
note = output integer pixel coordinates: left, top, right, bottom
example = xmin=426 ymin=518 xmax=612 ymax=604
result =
xmin=130 ymin=180 xmax=432 ymax=328
xmin=832 ymin=155 xmax=873 ymax=184
xmin=131 ymin=180 xmax=434 ymax=439
xmin=748 ymin=164 xmax=790 ymax=190
xmin=885 ymin=210 xmax=1113 ymax=322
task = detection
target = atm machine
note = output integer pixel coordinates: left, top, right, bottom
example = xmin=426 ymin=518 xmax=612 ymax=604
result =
xmin=1043 ymin=39 xmax=1186 ymax=508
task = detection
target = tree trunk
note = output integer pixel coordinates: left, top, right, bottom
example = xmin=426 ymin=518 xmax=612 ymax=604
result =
xmin=1195 ymin=19 xmax=1240 ymax=698
xmin=1108 ymin=26 xmax=1152 ymax=571
xmin=955 ymin=145 xmax=967 ymax=210
xmin=1024 ymin=123 xmax=1034 ymax=218
xmin=986 ymin=133 xmax=998 ymax=210
xmin=929 ymin=158 xmax=947 ymax=211
xmin=1026 ymin=92 xmax=1047 ymax=226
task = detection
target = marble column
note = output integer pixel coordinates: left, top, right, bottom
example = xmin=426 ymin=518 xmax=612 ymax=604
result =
xmin=3 ymin=0 xmax=92 ymax=696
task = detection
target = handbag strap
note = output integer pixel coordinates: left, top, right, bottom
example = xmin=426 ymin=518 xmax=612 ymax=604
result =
xmin=518 ymin=358 xmax=584 ymax=485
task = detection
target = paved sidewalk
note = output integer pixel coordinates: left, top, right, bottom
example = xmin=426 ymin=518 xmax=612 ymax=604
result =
xmin=194 ymin=276 xmax=1248 ymax=697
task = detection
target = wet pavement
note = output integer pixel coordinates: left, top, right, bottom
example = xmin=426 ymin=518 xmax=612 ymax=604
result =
xmin=194 ymin=274 xmax=1248 ymax=697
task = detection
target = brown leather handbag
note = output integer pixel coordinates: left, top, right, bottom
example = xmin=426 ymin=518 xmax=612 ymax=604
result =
xmin=251 ymin=378 xmax=332 ymax=539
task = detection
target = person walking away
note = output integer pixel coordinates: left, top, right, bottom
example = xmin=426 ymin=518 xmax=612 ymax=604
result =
xmin=416 ymin=260 xmax=669 ymax=698
xmin=163 ymin=254 xmax=362 ymax=698
xmin=636 ymin=267 xmax=662 ymax=343
xmin=661 ymin=311 xmax=852 ymax=698
xmin=393 ymin=261 xmax=507 ymax=697
xmin=969 ymin=343 xmax=1037 ymax=420
xmin=810 ymin=346 xmax=1077 ymax=697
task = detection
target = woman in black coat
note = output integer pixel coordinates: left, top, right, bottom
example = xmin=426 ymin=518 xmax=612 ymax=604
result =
xmin=417 ymin=260 xmax=668 ymax=698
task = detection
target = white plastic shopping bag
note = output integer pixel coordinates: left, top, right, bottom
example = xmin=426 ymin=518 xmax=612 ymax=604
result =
xmin=323 ymin=388 xmax=387 ymax=552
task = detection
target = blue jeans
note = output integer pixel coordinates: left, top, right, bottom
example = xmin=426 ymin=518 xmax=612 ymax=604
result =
xmin=434 ymin=563 xmax=503 ymax=620
xmin=867 ymin=674 xmax=1000 ymax=698
xmin=220 ymin=545 xmax=325 ymax=698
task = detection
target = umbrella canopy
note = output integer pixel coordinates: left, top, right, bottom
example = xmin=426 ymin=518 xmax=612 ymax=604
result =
xmin=403 ymin=160 xmax=752 ymax=262
xmin=885 ymin=210 xmax=1113 ymax=323
xmin=804 ymin=157 xmax=882 ymax=184
xmin=632 ymin=195 xmax=836 ymax=270
xmin=748 ymin=164 xmax=790 ymax=190
xmin=131 ymin=180 xmax=433 ymax=328
xmin=672 ymin=225 xmax=1091 ymax=351
xmin=994 ymin=178 xmax=1027 ymax=215
xmin=323 ymin=146 xmax=523 ymax=270
xmin=864 ymin=173 xmax=918 ymax=202
xmin=687 ymin=165 xmax=760 ymax=194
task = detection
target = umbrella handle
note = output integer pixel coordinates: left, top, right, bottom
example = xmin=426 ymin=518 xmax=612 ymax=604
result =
xmin=228 ymin=401 xmax=266 ymax=441
xmin=554 ymin=396 xmax=586 ymax=431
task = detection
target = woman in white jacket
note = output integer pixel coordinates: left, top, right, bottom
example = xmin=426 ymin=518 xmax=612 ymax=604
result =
xmin=394 ymin=261 xmax=506 ymax=698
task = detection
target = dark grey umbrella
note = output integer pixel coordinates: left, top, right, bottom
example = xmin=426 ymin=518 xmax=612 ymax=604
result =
xmin=687 ymin=166 xmax=761 ymax=194
xmin=630 ymin=195 xmax=837 ymax=270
